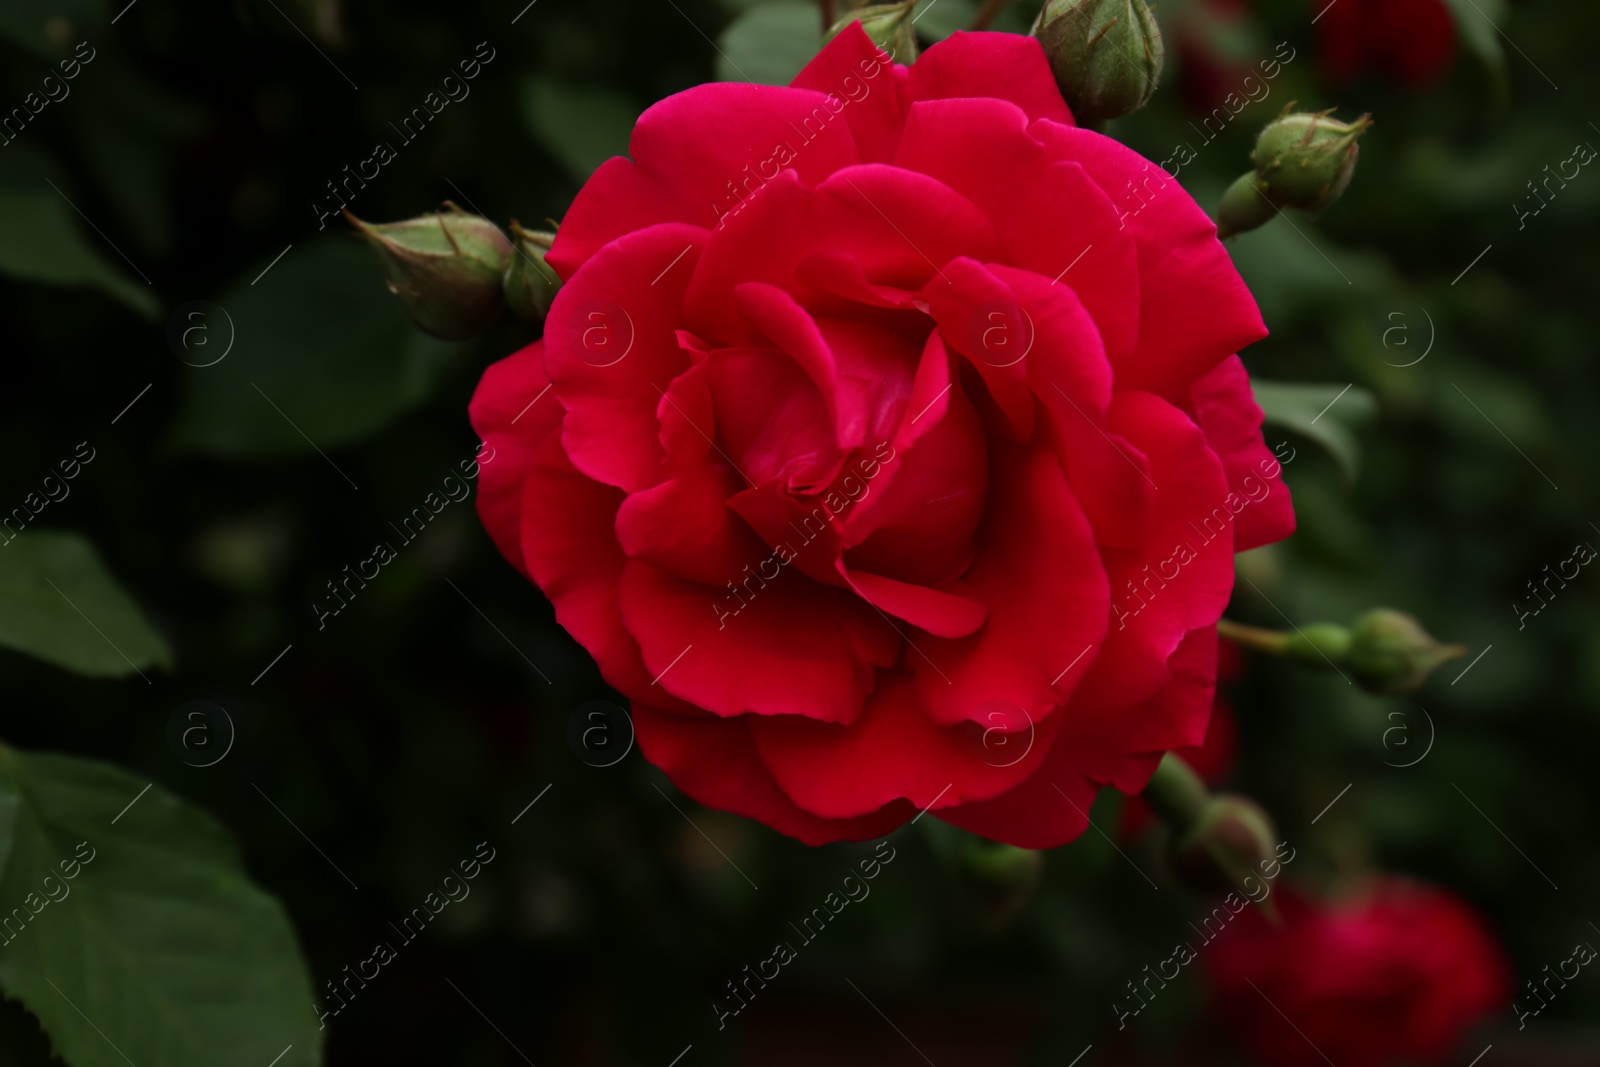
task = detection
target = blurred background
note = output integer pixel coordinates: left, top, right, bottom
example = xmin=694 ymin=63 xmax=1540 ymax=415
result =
xmin=1 ymin=0 xmax=1597 ymax=1063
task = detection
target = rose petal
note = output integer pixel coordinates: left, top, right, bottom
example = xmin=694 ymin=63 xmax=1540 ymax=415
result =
xmin=518 ymin=435 xmax=673 ymax=707
xmin=915 ymin=440 xmax=1110 ymax=727
xmin=548 ymin=82 xmax=864 ymax=275
xmin=468 ymin=341 xmax=563 ymax=574
xmin=635 ymin=702 xmax=911 ymax=846
xmin=545 ymin=224 xmax=706 ymax=493
xmin=907 ymin=31 xmax=1074 ymax=126
xmin=789 ymin=21 xmax=905 ymax=163
xmin=1030 ymin=121 xmax=1268 ymax=398
xmin=1188 ymin=355 xmax=1295 ymax=552
xmin=1072 ymin=392 xmax=1234 ymax=716
xmin=749 ymin=672 xmax=1058 ymax=819
xmin=619 ymin=559 xmax=900 ymax=724
xmin=895 ymin=99 xmax=1139 ymax=363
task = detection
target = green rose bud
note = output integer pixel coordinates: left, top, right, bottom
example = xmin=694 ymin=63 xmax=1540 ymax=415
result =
xmin=956 ymin=840 xmax=1044 ymax=929
xmin=1032 ymin=0 xmax=1164 ymax=126
xmin=1218 ymin=611 xmax=1463 ymax=694
xmin=1214 ymin=172 xmax=1276 ymax=240
xmin=1217 ymin=107 xmax=1372 ymax=238
xmin=1347 ymin=609 xmax=1466 ymax=695
xmin=502 ymin=222 xmax=561 ymax=327
xmin=827 ymin=0 xmax=918 ymax=64
xmin=1253 ymin=107 xmax=1372 ymax=212
xmin=349 ymin=203 xmax=512 ymax=341
xmin=1168 ymin=793 xmax=1280 ymax=905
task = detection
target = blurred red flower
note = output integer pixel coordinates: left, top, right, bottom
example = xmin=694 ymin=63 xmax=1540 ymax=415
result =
xmin=1315 ymin=0 xmax=1458 ymax=87
xmin=1208 ymin=878 xmax=1509 ymax=1066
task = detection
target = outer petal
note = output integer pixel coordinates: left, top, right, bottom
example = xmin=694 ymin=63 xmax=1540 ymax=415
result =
xmin=789 ymin=22 xmax=905 ymax=163
xmin=895 ymin=99 xmax=1139 ymax=364
xmin=907 ymin=31 xmax=1074 ymax=126
xmin=544 ymin=224 xmax=705 ymax=493
xmin=933 ymin=626 xmax=1216 ymax=848
xmin=1073 ymin=392 xmax=1234 ymax=717
xmin=517 ymin=435 xmax=672 ymax=708
xmin=1188 ymin=355 xmax=1295 ymax=552
xmin=468 ymin=341 xmax=563 ymax=575
xmin=1030 ymin=121 xmax=1268 ymax=398
xmin=635 ymin=703 xmax=911 ymax=846
xmin=546 ymin=82 xmax=862 ymax=276
xmin=618 ymin=559 xmax=900 ymax=724
xmin=749 ymin=671 xmax=1059 ymax=819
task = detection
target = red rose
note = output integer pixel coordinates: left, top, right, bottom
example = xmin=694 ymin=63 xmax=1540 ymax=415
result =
xmin=1316 ymin=0 xmax=1457 ymax=87
xmin=469 ymin=26 xmax=1293 ymax=846
xmin=1208 ymin=879 xmax=1510 ymax=1066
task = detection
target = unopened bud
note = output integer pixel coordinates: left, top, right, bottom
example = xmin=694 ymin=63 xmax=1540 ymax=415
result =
xmin=1253 ymin=107 xmax=1371 ymax=212
xmin=1219 ymin=611 xmax=1462 ymax=695
xmin=828 ymin=0 xmax=918 ymax=64
xmin=1032 ymin=0 xmax=1165 ymax=125
xmin=1347 ymin=609 xmax=1466 ymax=695
xmin=1216 ymin=107 xmax=1371 ymax=238
xmin=956 ymin=840 xmax=1043 ymax=929
xmin=349 ymin=204 xmax=512 ymax=341
xmin=502 ymin=222 xmax=561 ymax=327
xmin=1169 ymin=793 xmax=1279 ymax=902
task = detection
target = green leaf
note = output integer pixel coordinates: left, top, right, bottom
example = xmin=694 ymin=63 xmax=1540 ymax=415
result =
xmin=74 ymin=57 xmax=207 ymax=256
xmin=522 ymin=77 xmax=637 ymax=183
xmin=0 ymin=530 xmax=171 ymax=678
xmin=0 ymin=0 xmax=105 ymax=57
xmin=0 ymin=149 xmax=159 ymax=320
xmin=169 ymin=237 xmax=459 ymax=459
xmin=715 ymin=2 xmax=823 ymax=84
xmin=0 ymin=748 xmax=321 ymax=1067
xmin=1252 ymin=380 xmax=1377 ymax=481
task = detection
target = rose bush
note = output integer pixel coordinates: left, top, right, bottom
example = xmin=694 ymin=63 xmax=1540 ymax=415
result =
xmin=1208 ymin=878 xmax=1509 ymax=1066
xmin=470 ymin=25 xmax=1293 ymax=847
